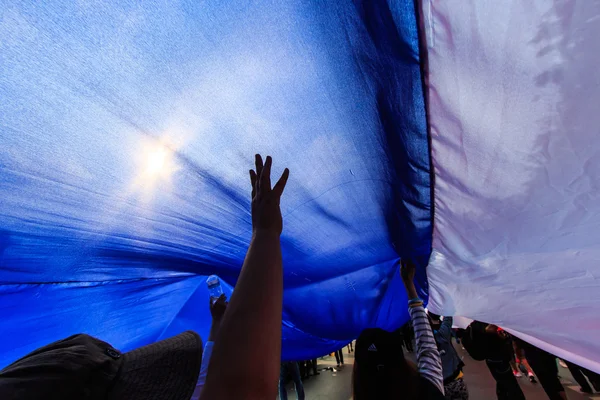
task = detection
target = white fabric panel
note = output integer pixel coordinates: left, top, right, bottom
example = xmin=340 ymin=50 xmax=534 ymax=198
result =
xmin=422 ymin=0 xmax=600 ymax=372
xmin=452 ymin=316 xmax=473 ymax=330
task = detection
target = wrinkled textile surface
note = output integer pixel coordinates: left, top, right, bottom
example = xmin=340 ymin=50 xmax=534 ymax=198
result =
xmin=0 ymin=0 xmax=431 ymax=366
xmin=422 ymin=0 xmax=600 ymax=372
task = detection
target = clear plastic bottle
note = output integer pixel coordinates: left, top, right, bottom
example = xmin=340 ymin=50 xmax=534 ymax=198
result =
xmin=206 ymin=275 xmax=223 ymax=302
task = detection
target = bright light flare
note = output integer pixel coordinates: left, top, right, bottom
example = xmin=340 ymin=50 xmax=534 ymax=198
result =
xmin=135 ymin=139 xmax=179 ymax=187
xmin=144 ymin=146 xmax=168 ymax=177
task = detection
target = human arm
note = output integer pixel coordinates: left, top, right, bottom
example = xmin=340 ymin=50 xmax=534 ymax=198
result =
xmin=200 ymin=155 xmax=289 ymax=400
xmin=192 ymin=294 xmax=228 ymax=400
xmin=400 ymin=259 xmax=444 ymax=394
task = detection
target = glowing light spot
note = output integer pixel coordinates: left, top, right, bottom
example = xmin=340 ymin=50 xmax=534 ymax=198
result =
xmin=145 ymin=146 xmax=168 ymax=177
xmin=135 ymin=140 xmax=178 ymax=188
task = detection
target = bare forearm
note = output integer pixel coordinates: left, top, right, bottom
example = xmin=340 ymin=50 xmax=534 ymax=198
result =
xmin=207 ymin=323 xmax=219 ymax=342
xmin=225 ymin=231 xmax=283 ymax=366
xmin=404 ymin=281 xmax=418 ymax=300
xmin=202 ymin=231 xmax=283 ymax=398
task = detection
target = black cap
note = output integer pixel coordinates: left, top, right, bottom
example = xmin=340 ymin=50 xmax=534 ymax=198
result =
xmin=0 ymin=331 xmax=202 ymax=400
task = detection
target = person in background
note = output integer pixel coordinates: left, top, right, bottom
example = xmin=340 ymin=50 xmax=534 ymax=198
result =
xmin=298 ymin=360 xmax=308 ymax=380
xmin=279 ymin=361 xmax=305 ymax=400
xmin=201 ymin=154 xmax=289 ymax=399
xmin=485 ymin=325 xmax=526 ymax=400
xmin=348 ymin=341 xmax=354 ymax=353
xmin=565 ymin=360 xmax=600 ymax=394
xmin=510 ymin=359 xmax=523 ymax=378
xmin=510 ymin=338 xmax=536 ymax=382
xmin=309 ymin=358 xmax=320 ymax=376
xmin=191 ymin=294 xmax=228 ymax=400
xmin=428 ymin=313 xmax=468 ymax=399
xmin=454 ymin=329 xmax=466 ymax=350
xmin=299 ymin=359 xmax=318 ymax=380
xmin=335 ymin=348 xmax=345 ymax=368
xmin=462 ymin=321 xmax=525 ymax=400
xmin=451 ymin=328 xmax=462 ymax=346
xmin=352 ymin=259 xmax=444 ymax=399
xmin=515 ymin=338 xmax=568 ymax=400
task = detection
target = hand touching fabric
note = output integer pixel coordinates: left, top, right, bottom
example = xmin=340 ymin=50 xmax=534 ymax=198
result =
xmin=208 ymin=294 xmax=228 ymax=342
xmin=249 ymin=155 xmax=289 ymax=235
xmin=210 ymin=294 xmax=228 ymax=322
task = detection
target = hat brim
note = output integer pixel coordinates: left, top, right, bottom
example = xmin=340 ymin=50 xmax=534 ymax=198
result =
xmin=108 ymin=331 xmax=203 ymax=400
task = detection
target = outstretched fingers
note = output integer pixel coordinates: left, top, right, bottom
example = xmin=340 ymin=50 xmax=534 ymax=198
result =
xmin=273 ymin=168 xmax=290 ymax=198
xmin=249 ymin=169 xmax=257 ymax=199
xmin=261 ymin=155 xmax=272 ymax=191
xmin=253 ymin=154 xmax=288 ymax=198
xmin=255 ymin=154 xmax=264 ymax=190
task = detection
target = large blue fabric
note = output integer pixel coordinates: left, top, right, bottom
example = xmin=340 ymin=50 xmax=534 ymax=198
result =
xmin=0 ymin=0 xmax=431 ymax=366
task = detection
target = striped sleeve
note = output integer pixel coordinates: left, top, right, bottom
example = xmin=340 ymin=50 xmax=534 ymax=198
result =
xmin=408 ymin=303 xmax=444 ymax=394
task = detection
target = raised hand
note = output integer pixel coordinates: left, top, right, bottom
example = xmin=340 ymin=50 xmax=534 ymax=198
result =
xmin=210 ymin=294 xmax=228 ymax=322
xmin=249 ymin=155 xmax=290 ymax=235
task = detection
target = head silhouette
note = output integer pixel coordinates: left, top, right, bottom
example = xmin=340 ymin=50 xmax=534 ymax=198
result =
xmin=353 ymin=328 xmax=419 ymax=399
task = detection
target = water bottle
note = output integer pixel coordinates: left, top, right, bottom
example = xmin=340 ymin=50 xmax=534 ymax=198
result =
xmin=206 ymin=275 xmax=223 ymax=302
